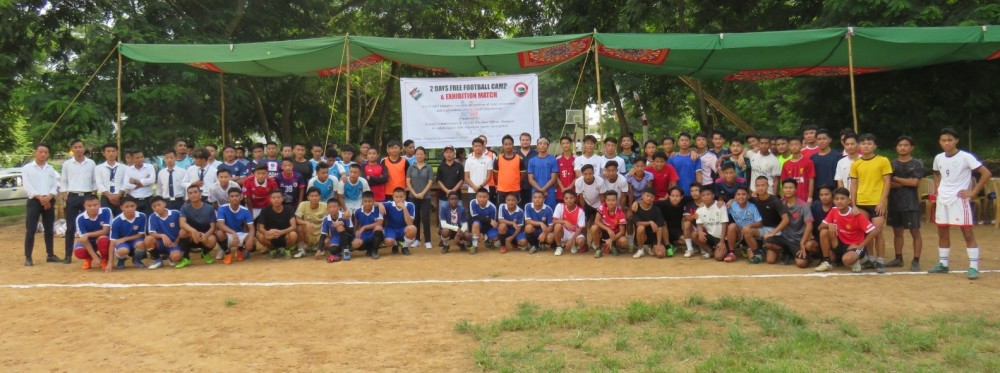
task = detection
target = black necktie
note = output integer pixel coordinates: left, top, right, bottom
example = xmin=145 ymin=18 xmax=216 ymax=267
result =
xmin=167 ymin=169 xmax=175 ymax=198
xmin=109 ymin=165 xmax=117 ymax=193
xmin=198 ymin=167 xmax=205 ymax=181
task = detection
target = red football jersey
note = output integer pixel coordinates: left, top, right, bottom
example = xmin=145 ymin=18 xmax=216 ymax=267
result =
xmin=364 ymin=163 xmax=386 ymax=202
xmin=822 ymin=207 xmax=875 ymax=245
xmin=598 ymin=203 xmax=627 ymax=233
xmin=781 ymin=157 xmax=816 ymax=202
xmin=242 ymin=177 xmax=277 ymax=209
xmin=649 ymin=164 xmax=679 ymax=199
xmin=556 ymin=155 xmax=576 ymax=201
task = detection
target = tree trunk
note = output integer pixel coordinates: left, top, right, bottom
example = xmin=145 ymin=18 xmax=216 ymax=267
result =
xmin=607 ymin=75 xmax=629 ymax=137
xmin=279 ymin=89 xmax=294 ymax=143
xmin=693 ymin=79 xmax=712 ymax=134
xmin=373 ymin=62 xmax=398 ymax=149
xmin=247 ymin=80 xmax=272 ymax=143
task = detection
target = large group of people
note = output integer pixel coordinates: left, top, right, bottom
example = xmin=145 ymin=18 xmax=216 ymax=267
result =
xmin=20 ymin=127 xmax=990 ymax=279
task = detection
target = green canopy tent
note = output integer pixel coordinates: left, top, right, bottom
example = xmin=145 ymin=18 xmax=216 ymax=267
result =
xmin=115 ymin=26 xmax=1000 ymax=148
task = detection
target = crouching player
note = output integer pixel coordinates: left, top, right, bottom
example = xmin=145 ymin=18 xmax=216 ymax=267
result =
xmin=591 ymin=191 xmax=628 ymax=258
xmin=694 ymin=188 xmax=729 ymax=261
xmin=351 ymin=191 xmax=384 ymax=259
xmin=179 ymin=186 xmax=219 ymax=266
xmin=726 ymin=186 xmax=764 ymax=263
xmin=294 ymin=187 xmax=327 ymax=258
xmin=72 ymin=195 xmax=112 ymax=270
xmin=256 ymin=190 xmax=299 ymax=259
xmin=524 ymin=190 xmax=555 ymax=254
xmin=469 ymin=187 xmax=499 ymax=255
xmin=497 ymin=193 xmax=527 ymax=254
xmin=145 ymin=196 xmax=184 ymax=269
xmin=438 ymin=191 xmax=468 ymax=254
xmin=107 ymin=196 xmax=148 ymax=272
xmin=381 ymin=188 xmax=418 ymax=255
xmin=764 ymin=179 xmax=818 ymax=267
xmin=815 ymin=187 xmax=877 ymax=272
xmin=320 ymin=198 xmax=354 ymax=263
xmin=631 ymin=188 xmax=665 ymax=259
xmin=552 ymin=190 xmax=586 ymax=255
xmin=216 ymin=187 xmax=255 ymax=264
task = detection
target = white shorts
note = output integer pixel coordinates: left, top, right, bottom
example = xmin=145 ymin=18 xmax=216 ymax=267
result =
xmin=560 ymin=228 xmax=582 ymax=244
xmin=935 ymin=198 xmax=973 ymax=227
xmin=227 ymin=232 xmax=250 ymax=243
xmin=759 ymin=226 xmax=776 ymax=236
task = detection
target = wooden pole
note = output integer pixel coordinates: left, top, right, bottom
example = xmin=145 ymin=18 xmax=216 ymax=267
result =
xmin=116 ymin=46 xmax=123 ymax=160
xmin=847 ymin=27 xmax=859 ymax=134
xmin=220 ymin=73 xmax=226 ymax=145
xmin=593 ymin=30 xmax=604 ymax=136
xmin=345 ymin=33 xmax=351 ymax=145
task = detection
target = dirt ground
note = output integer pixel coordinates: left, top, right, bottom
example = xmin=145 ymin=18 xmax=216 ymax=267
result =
xmin=1 ymin=222 xmax=999 ymax=372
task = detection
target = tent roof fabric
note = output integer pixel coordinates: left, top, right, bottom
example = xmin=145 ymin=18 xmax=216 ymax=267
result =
xmin=119 ymin=26 xmax=1000 ymax=80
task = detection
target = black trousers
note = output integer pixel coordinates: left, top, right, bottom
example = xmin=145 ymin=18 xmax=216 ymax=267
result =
xmin=63 ymin=193 xmax=88 ymax=258
xmin=164 ymin=198 xmax=184 ymax=211
xmin=133 ymin=196 xmax=151 ymax=216
xmin=410 ymin=197 xmax=432 ymax=243
xmin=25 ymin=199 xmax=55 ymax=259
xmin=101 ymin=196 xmax=122 ymax=216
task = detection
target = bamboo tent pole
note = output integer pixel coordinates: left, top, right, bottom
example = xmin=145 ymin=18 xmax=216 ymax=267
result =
xmin=847 ymin=27 xmax=859 ymax=134
xmin=345 ymin=33 xmax=351 ymax=145
xmin=220 ymin=73 xmax=226 ymax=145
xmin=116 ymin=46 xmax=123 ymax=160
xmin=593 ymin=30 xmax=605 ymax=136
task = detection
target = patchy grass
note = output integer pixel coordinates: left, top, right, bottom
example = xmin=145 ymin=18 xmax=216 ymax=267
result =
xmin=224 ymin=299 xmax=238 ymax=307
xmin=457 ymin=296 xmax=1000 ymax=372
xmin=0 ymin=205 xmax=26 ymax=226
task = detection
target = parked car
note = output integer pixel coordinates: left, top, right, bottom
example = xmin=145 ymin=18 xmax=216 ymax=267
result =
xmin=0 ymin=168 xmax=26 ymax=207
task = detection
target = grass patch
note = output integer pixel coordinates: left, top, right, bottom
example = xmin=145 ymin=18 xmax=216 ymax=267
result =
xmin=0 ymin=205 xmax=25 ymax=226
xmin=224 ymin=299 xmax=238 ymax=307
xmin=457 ymin=296 xmax=1000 ymax=372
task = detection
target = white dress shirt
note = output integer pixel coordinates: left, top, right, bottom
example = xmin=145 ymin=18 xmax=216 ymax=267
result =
xmin=157 ymin=167 xmax=186 ymax=200
xmin=23 ymin=161 xmax=59 ymax=199
xmin=464 ymin=154 xmax=492 ymax=193
xmin=60 ymin=156 xmax=96 ymax=193
xmin=122 ymin=163 xmax=156 ymax=198
xmin=182 ymin=164 xmax=217 ymax=194
xmin=95 ymin=161 xmax=126 ymax=196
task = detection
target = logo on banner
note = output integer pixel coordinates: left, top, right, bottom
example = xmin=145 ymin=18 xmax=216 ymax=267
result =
xmin=460 ymin=102 xmax=480 ymax=120
xmin=513 ymin=82 xmax=529 ymax=97
xmin=409 ymin=87 xmax=424 ymax=101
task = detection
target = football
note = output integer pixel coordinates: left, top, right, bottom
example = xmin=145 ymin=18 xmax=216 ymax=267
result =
xmin=653 ymin=245 xmax=667 ymax=259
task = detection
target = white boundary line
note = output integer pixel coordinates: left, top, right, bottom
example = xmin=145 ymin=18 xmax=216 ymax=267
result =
xmin=1 ymin=270 xmax=994 ymax=289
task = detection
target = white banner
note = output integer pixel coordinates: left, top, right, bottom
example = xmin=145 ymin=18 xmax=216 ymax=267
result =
xmin=400 ymin=74 xmax=539 ymax=149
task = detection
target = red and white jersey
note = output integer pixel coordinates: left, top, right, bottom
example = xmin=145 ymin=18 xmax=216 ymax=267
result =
xmin=597 ymin=203 xmax=626 ymax=233
xmin=822 ymin=207 xmax=875 ymax=245
xmin=553 ymin=203 xmax=585 ymax=232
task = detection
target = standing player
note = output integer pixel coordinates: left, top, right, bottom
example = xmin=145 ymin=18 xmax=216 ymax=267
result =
xmin=276 ymin=158 xmax=305 ymax=208
xmin=809 ymin=129 xmax=841 ymax=199
xmin=849 ymin=133 xmax=893 ymax=273
xmin=178 ymin=186 xmax=220 ymax=266
xmin=574 ymin=135 xmax=604 ymax=177
xmin=218 ymin=145 xmax=249 ymax=185
xmin=625 ymin=158 xmax=654 ymax=207
xmin=145 ymin=196 xmax=184 ymax=269
xmin=527 ymin=137 xmax=559 ymax=208
xmin=438 ymin=191 xmax=468 ymax=254
xmin=781 ymin=136 xmax=816 ymax=204
xmin=928 ymin=128 xmax=992 ymax=279
xmin=518 ymin=132 xmax=538 ymax=206
xmin=713 ymin=163 xmax=746 ymax=203
xmin=71 ymin=195 xmax=112 ymax=270
xmin=242 ymin=164 xmax=278 ymax=219
xmin=497 ymin=193 xmax=527 ymax=253
xmin=107 ymin=197 xmax=148 ymax=271
xmin=464 ymin=138 xmax=494 ymax=212
xmin=575 ymin=164 xmax=605 ymax=223
xmin=215 ymin=188 xmax=256 ymax=264
xmin=524 ymin=190 xmax=555 ymax=254
xmin=364 ymin=148 xmax=388 ymax=202
xmin=694 ymin=132 xmax=718 ymax=190
xmin=494 ymin=135 xmax=525 ymax=206
xmin=256 ymin=190 xmax=299 ymax=259
xmin=597 ymin=137 xmax=626 ymax=174
xmin=122 ymin=149 xmax=155 ymax=215
xmin=23 ymin=143 xmax=60 ymax=266
xmin=206 ymin=168 xmax=241 ymax=207
xmin=834 ymin=133 xmax=859 ymax=190
xmin=749 ymin=136 xmax=781 ymax=195
xmin=351 ymin=191 xmax=384 ymax=259
xmin=468 ymin=188 xmax=499 ymax=255
xmin=619 ymin=135 xmax=638 ymax=174
xmin=774 ymin=136 xmax=792 ymax=167
xmin=381 ymin=140 xmax=409 ymax=201
xmin=556 ymin=136 xmax=577 ymax=202
xmin=308 ymin=163 xmax=338 ymax=204
xmin=668 ymin=133 xmax=701 ymax=196
xmin=630 ymin=188 xmax=665 ymax=258
xmin=591 ymin=191 xmax=628 ymax=258
xmin=340 ymin=164 xmax=371 ymax=213
xmin=436 ymin=146 xmax=465 ymax=207
xmin=888 ymin=136 xmax=924 ymax=271
xmin=553 ymin=190 xmax=586 ymax=255
xmin=382 ymin=188 xmax=418 ymax=255
xmin=291 ymin=143 xmax=314 ymax=181
xmin=800 ymin=125 xmax=820 ymax=159
xmin=816 ymin=188 xmax=877 ymax=273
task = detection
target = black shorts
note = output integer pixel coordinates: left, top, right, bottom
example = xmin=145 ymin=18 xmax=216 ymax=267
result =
xmin=584 ymin=204 xmax=598 ymax=222
xmin=600 ymin=229 xmax=621 ymax=241
xmin=857 ymin=205 xmax=881 ymax=219
xmin=833 ymin=243 xmax=866 ymax=259
xmin=639 ymin=226 xmax=658 ymax=245
xmin=668 ymin=228 xmax=684 ymax=243
xmin=705 ymin=234 xmax=721 ymax=248
xmin=887 ymin=210 xmax=920 ymax=229
xmin=765 ymin=235 xmax=800 ymax=253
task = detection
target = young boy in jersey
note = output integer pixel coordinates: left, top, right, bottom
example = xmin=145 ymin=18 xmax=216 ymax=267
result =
xmin=438 ymin=191 xmax=468 ymax=254
xmin=556 ymin=136 xmax=576 ymax=202
xmin=575 ymin=164 xmax=605 ymax=223
xmin=276 ymin=158 xmax=305 ymax=208
xmin=294 ymin=187 xmax=328 ymax=258
xmin=179 ymin=186 xmax=219 ymax=266
xmin=497 ymin=193 xmax=527 ymax=253
xmin=381 ymin=141 xmax=409 ymax=201
xmin=524 ymin=190 xmax=555 ymax=254
xmin=631 ymin=188 xmax=665 ymax=259
xmin=780 ymin=136 xmax=816 ymax=204
xmin=351 ymin=191 xmax=384 ymax=259
xmin=340 ymin=164 xmax=371 ymax=212
xmin=256 ymin=190 xmax=299 ymax=259
xmin=381 ymin=187 xmax=418 ymax=255
xmin=553 ymin=190 xmax=586 ymax=255
xmin=660 ymin=187 xmax=690 ymax=254
xmin=849 ymin=133 xmax=893 ymax=273
xmin=107 ymin=197 xmax=147 ymax=272
xmin=215 ymin=188 xmax=255 ymax=264
xmin=145 ymin=196 xmax=185 ymax=269
xmin=887 ymin=136 xmax=924 ymax=271
xmin=71 ymin=195 xmax=112 ymax=270
xmin=319 ymin=198 xmax=354 ymax=263
xmin=928 ymin=128 xmax=992 ymax=279
xmin=364 ymin=148 xmax=387 ymax=202
xmin=764 ymin=179 xmax=818 ymax=267
xmin=694 ymin=188 xmax=729 ymax=261
xmin=713 ymin=162 xmax=746 ymax=203
xmin=308 ymin=163 xmax=339 ymax=204
xmin=816 ymin=187 xmax=877 ymax=273
xmin=243 ymin=164 xmax=278 ymax=219
xmin=591 ymin=191 xmax=628 ymax=258
xmin=469 ymin=187 xmax=499 ymax=255
xmin=726 ymin=186 xmax=764 ymax=263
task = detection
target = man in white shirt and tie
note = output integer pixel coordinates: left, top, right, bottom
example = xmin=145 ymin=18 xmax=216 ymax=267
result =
xmin=23 ymin=143 xmax=60 ymax=266
xmin=157 ymin=150 xmax=187 ymax=210
xmin=60 ymin=139 xmax=96 ymax=264
xmin=122 ymin=149 xmax=156 ymax=215
xmin=183 ymin=149 xmax=217 ymax=201
xmin=95 ymin=143 xmax=126 ymax=216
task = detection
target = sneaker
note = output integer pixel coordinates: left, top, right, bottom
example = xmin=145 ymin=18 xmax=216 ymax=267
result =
xmin=82 ymin=259 xmax=92 ymax=270
xmin=814 ymin=261 xmax=833 ymax=272
xmin=293 ymin=248 xmax=306 ymax=259
xmin=370 ymin=250 xmax=380 ymax=259
xmin=100 ymin=259 xmax=109 ymax=270
xmin=749 ymin=255 xmax=763 ymax=264
xmin=174 ymin=258 xmax=191 ymax=269
xmin=215 ymin=249 xmax=225 ymax=260
xmin=570 ymin=247 xmax=579 ymax=254
xmin=666 ymin=246 xmax=675 ymax=257
xmin=885 ymin=258 xmax=904 ymax=267
xmin=875 ymin=262 xmax=886 ymax=274
xmin=201 ymin=253 xmax=215 ymax=264
xmin=861 ymin=259 xmax=875 ymax=270
xmin=391 ymin=245 xmax=399 ymax=254
xmin=115 ymin=258 xmax=126 ymax=270
xmin=425 ymin=242 xmax=432 ymax=249
xmin=702 ymin=251 xmax=711 ymax=259
xmin=402 ymin=247 xmax=411 ymax=255
xmin=223 ymin=252 xmax=233 ymax=265
xmin=927 ymin=263 xmax=949 ymax=273
xmin=236 ymin=250 xmax=246 ymax=262
xmin=283 ymin=248 xmax=291 ymax=259
xmin=148 ymin=260 xmax=163 ymax=270
xmin=851 ymin=261 xmax=862 ymax=273
xmin=441 ymin=246 xmax=449 ymax=254
xmin=968 ymin=268 xmax=980 ymax=280
xmin=529 ymin=246 xmax=538 ymax=254
xmin=633 ymin=249 xmax=644 ymax=259
xmin=593 ymin=248 xmax=602 ymax=258
xmin=410 ymin=240 xmax=421 ymax=248
xmin=343 ymin=249 xmax=352 ymax=261
xmin=554 ymin=247 xmax=563 ymax=256
xmin=909 ymin=260 xmax=920 ymax=272
xmin=684 ymin=248 xmax=696 ymax=258
xmin=469 ymin=245 xmax=478 ymax=255
xmin=268 ymin=249 xmax=277 ymax=259
xmin=471 ymin=238 xmax=479 ymax=249
xmin=724 ymin=252 xmax=736 ymax=263
xmin=327 ymin=254 xmax=341 ymax=263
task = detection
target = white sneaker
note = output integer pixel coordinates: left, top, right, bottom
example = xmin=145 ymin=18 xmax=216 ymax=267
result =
xmin=684 ymin=248 xmax=695 ymax=258
xmin=570 ymin=246 xmax=579 ymax=254
xmin=633 ymin=249 xmax=645 ymax=259
xmin=471 ymin=238 xmax=479 ymax=248
xmin=814 ymin=261 xmax=833 ymax=272
xmin=215 ymin=249 xmax=225 ymax=260
xmin=425 ymin=242 xmax=432 ymax=249
xmin=410 ymin=240 xmax=421 ymax=248
xmin=701 ymin=251 xmax=711 ymax=259
xmin=166 ymin=259 xmax=175 ymax=266
xmin=148 ymin=260 xmax=163 ymax=270
xmin=554 ymin=247 xmax=563 ymax=256
xmin=293 ymin=248 xmax=306 ymax=259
